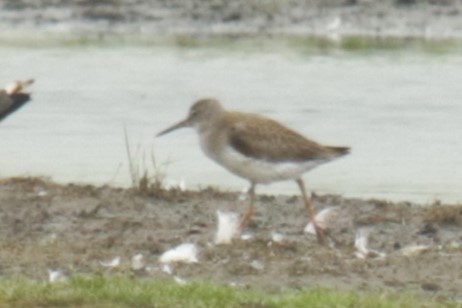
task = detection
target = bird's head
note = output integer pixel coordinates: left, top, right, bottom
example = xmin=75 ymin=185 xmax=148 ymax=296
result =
xmin=157 ymin=98 xmax=223 ymax=137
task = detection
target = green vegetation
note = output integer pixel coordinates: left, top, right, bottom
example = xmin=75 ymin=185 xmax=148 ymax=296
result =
xmin=124 ymin=126 xmax=170 ymax=194
xmin=0 ymin=31 xmax=460 ymax=55
xmin=0 ymin=275 xmax=456 ymax=308
xmin=284 ymin=34 xmax=460 ymax=55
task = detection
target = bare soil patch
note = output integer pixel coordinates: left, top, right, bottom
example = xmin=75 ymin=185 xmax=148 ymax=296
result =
xmin=0 ymin=177 xmax=461 ymax=300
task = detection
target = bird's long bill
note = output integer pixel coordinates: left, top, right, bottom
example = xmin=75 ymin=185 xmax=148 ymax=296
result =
xmin=156 ymin=118 xmax=191 ymax=137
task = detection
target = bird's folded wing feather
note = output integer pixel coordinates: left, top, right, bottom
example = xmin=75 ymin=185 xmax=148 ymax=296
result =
xmin=227 ymin=113 xmax=333 ymax=162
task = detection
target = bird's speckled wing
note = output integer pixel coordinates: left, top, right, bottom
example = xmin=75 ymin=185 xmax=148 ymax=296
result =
xmin=226 ymin=112 xmax=338 ymax=163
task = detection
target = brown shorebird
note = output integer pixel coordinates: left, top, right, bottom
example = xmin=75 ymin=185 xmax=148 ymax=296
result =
xmin=0 ymin=79 xmax=34 ymax=123
xmin=157 ymin=98 xmax=349 ymax=243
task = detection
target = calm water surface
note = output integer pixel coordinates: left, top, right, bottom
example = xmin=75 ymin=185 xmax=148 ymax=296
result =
xmin=1 ymin=47 xmax=461 ymax=203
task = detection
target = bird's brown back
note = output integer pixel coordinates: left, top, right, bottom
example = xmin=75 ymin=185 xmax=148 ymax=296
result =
xmin=224 ymin=112 xmax=349 ymax=163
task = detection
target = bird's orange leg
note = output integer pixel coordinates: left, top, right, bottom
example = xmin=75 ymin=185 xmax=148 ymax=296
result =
xmin=238 ymin=183 xmax=256 ymax=234
xmin=296 ymin=178 xmax=325 ymax=244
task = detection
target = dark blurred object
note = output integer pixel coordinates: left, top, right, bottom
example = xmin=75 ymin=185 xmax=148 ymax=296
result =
xmin=0 ymin=79 xmax=34 ymax=123
xmin=395 ymin=0 xmax=417 ymax=5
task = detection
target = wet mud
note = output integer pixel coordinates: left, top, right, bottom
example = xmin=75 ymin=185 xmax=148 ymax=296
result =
xmin=0 ymin=177 xmax=461 ymax=300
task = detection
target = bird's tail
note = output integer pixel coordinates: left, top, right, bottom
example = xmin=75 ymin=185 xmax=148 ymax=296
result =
xmin=326 ymin=146 xmax=350 ymax=158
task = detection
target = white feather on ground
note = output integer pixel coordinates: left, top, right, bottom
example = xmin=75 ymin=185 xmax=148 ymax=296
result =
xmin=173 ymin=276 xmax=187 ymax=285
xmin=215 ymin=210 xmax=240 ymax=244
xmin=131 ymin=253 xmax=145 ymax=270
xmin=48 ymin=269 xmax=67 ymax=283
xmin=163 ymin=177 xmax=186 ymax=191
xmin=354 ymin=229 xmax=386 ymax=259
xmin=99 ymin=256 xmax=121 ymax=268
xmin=400 ymin=244 xmax=431 ymax=257
xmin=159 ymin=243 xmax=198 ymax=264
xmin=270 ymin=231 xmax=285 ymax=244
xmin=240 ymin=233 xmax=254 ymax=241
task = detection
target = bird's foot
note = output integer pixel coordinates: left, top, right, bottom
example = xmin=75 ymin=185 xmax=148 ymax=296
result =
xmin=313 ymin=222 xmax=326 ymax=245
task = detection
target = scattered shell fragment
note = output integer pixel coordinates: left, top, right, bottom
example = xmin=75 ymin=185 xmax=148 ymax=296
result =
xmin=131 ymin=253 xmax=145 ymax=270
xmin=174 ymin=276 xmax=187 ymax=285
xmin=215 ymin=210 xmax=240 ymax=244
xmin=99 ymin=256 xmax=122 ymax=268
xmin=48 ymin=269 xmax=67 ymax=283
xmin=164 ymin=177 xmax=186 ymax=191
xmin=250 ymin=260 xmax=265 ymax=271
xmin=162 ymin=264 xmax=173 ymax=275
xmin=271 ymin=231 xmax=285 ymax=244
xmin=354 ymin=229 xmax=386 ymax=259
xmin=37 ymin=189 xmax=48 ymax=197
xmin=159 ymin=243 xmax=198 ymax=264
xmin=145 ymin=266 xmax=157 ymax=275
xmin=241 ymin=233 xmax=254 ymax=241
xmin=400 ymin=244 xmax=431 ymax=257
xmin=355 ymin=229 xmax=369 ymax=259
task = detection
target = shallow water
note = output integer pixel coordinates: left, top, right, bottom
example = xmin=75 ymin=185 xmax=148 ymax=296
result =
xmin=1 ymin=47 xmax=461 ymax=203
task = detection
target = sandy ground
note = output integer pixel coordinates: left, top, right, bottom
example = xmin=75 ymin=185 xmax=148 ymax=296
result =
xmin=0 ymin=177 xmax=461 ymax=300
xmin=1 ymin=0 xmax=462 ymax=38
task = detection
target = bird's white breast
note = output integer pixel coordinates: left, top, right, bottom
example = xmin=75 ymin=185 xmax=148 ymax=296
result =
xmin=199 ymin=131 xmax=324 ymax=184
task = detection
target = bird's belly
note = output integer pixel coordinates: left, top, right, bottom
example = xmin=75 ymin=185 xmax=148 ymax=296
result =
xmin=208 ymin=146 xmax=324 ymax=184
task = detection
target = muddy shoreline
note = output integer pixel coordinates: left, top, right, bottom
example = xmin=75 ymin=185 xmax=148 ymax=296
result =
xmin=2 ymin=0 xmax=462 ymax=301
xmin=0 ymin=177 xmax=461 ymax=300
xmin=1 ymin=0 xmax=462 ymax=39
